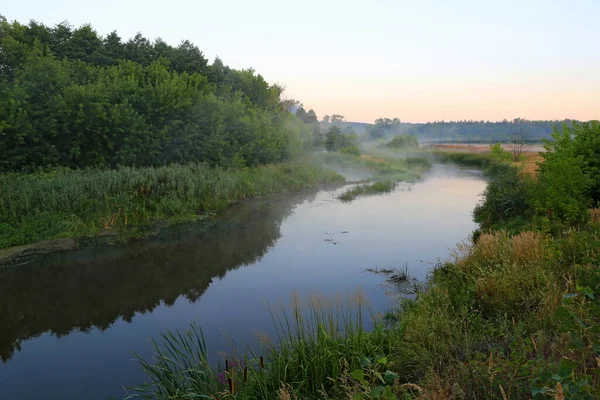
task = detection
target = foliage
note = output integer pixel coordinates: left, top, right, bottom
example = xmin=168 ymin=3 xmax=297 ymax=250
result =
xmin=385 ymin=135 xmax=419 ymax=149
xmin=529 ymin=122 xmax=599 ymax=224
xmin=325 ymin=126 xmax=358 ymax=152
xmin=340 ymin=145 xmax=361 ymax=156
xmin=473 ymin=166 xmax=533 ymax=230
xmin=338 ymin=181 xmax=397 ymax=202
xmin=367 ymin=118 xmax=402 ymax=140
xmin=405 ymin=118 xmax=571 ymax=143
xmin=489 ymin=143 xmax=513 ymax=162
xmin=130 ymin=292 xmax=395 ymax=399
xmin=0 ymin=18 xmax=319 ymax=171
xmin=130 ymin=123 xmax=600 ymax=399
xmin=0 ymin=162 xmax=343 ymax=248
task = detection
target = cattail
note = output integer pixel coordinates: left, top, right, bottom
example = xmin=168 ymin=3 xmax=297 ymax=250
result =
xmin=244 ymin=366 xmax=248 ymax=383
xmin=225 ymin=359 xmax=229 ymax=373
xmin=260 ymin=356 xmax=265 ymax=369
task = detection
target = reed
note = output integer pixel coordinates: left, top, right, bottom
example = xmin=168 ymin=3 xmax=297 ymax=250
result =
xmin=129 ymin=291 xmax=393 ymax=399
xmin=0 ymin=162 xmax=344 ymax=248
xmin=337 ymin=180 xmax=397 ymax=202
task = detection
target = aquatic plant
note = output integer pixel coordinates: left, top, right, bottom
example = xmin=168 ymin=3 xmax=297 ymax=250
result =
xmin=337 ymin=181 xmax=398 ymax=202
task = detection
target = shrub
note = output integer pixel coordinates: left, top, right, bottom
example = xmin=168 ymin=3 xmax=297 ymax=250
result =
xmin=489 ymin=143 xmax=513 ymax=162
xmin=385 ymin=135 xmax=419 ymax=149
xmin=340 ymin=145 xmax=361 ymax=156
xmin=473 ymin=167 xmax=533 ymax=230
xmin=529 ymin=121 xmax=600 ymax=225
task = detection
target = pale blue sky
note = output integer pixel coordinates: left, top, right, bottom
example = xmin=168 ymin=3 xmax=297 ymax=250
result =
xmin=3 ymin=0 xmax=599 ymax=122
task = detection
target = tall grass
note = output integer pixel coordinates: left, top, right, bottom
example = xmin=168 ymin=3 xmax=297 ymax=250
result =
xmin=0 ymin=162 xmax=344 ymax=248
xmin=337 ymin=181 xmax=397 ymax=202
xmin=129 ymin=291 xmax=394 ymax=399
xmin=130 ymin=151 xmax=600 ymax=399
xmin=313 ymin=151 xmax=431 ymax=182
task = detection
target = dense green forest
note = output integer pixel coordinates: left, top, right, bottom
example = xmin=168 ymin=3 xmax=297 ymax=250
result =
xmin=0 ymin=17 xmax=321 ymax=171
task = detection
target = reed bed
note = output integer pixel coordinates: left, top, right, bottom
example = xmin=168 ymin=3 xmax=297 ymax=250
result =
xmin=0 ymin=162 xmax=344 ymax=248
xmin=337 ymin=181 xmax=397 ymax=202
xmin=128 ymin=291 xmax=394 ymax=399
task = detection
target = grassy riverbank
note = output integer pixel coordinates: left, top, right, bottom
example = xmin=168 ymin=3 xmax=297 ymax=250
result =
xmin=0 ymin=152 xmax=431 ymax=250
xmin=132 ymin=123 xmax=600 ymax=399
xmin=0 ymin=162 xmax=344 ymax=249
xmin=316 ymin=151 xmax=432 ymax=202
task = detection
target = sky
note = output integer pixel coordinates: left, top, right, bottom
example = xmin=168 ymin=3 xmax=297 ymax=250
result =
xmin=3 ymin=0 xmax=599 ymax=123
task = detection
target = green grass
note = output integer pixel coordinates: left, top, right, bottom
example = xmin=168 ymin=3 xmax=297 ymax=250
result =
xmin=130 ymin=152 xmax=600 ymax=399
xmin=0 ymin=162 xmax=344 ymax=249
xmin=130 ymin=224 xmax=600 ymax=400
xmin=338 ymin=180 xmax=397 ymax=202
xmin=128 ymin=291 xmax=396 ymax=399
xmin=314 ymin=151 xmax=431 ymax=182
xmin=313 ymin=150 xmax=431 ymax=204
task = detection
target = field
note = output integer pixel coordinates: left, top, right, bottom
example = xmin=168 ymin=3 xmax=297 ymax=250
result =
xmin=430 ymin=143 xmax=545 ymax=176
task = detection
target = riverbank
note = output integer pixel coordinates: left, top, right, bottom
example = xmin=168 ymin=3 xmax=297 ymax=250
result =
xmin=430 ymin=143 xmax=544 ymax=177
xmin=0 ymin=162 xmax=344 ymax=252
xmin=0 ymin=152 xmax=433 ymax=264
xmin=132 ymin=138 xmax=600 ymax=398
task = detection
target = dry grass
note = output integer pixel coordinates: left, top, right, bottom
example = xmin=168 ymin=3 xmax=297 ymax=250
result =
xmin=509 ymin=230 xmax=547 ymax=265
xmin=455 ymin=230 xmax=548 ymax=270
xmin=451 ymin=230 xmax=559 ymax=318
xmin=589 ymin=208 xmax=600 ymax=225
xmin=430 ymin=144 xmax=543 ymax=177
xmin=517 ymin=152 xmax=544 ymax=177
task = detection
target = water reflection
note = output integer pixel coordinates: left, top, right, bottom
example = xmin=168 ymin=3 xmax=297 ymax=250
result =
xmin=0 ymin=164 xmax=486 ymax=400
xmin=0 ymin=190 xmax=318 ymax=362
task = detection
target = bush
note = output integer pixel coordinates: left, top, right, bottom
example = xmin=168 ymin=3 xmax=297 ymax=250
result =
xmin=473 ymin=167 xmax=532 ymax=230
xmin=489 ymin=143 xmax=513 ymax=162
xmin=528 ymin=122 xmax=597 ymax=225
xmin=324 ymin=126 xmax=358 ymax=152
xmin=385 ymin=135 xmax=419 ymax=149
xmin=340 ymin=145 xmax=361 ymax=156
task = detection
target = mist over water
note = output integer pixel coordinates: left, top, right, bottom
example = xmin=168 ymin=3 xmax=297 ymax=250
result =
xmin=0 ymin=164 xmax=486 ymax=400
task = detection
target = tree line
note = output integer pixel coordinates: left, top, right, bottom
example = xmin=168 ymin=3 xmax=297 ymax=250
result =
xmin=0 ymin=17 xmax=321 ymax=171
xmin=328 ymin=116 xmax=575 ymax=143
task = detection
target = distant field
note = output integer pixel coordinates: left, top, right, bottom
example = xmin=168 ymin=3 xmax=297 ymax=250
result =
xmin=430 ymin=143 xmax=544 ymax=176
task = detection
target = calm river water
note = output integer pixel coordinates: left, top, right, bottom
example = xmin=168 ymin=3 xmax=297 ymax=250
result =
xmin=0 ymin=164 xmax=486 ymax=399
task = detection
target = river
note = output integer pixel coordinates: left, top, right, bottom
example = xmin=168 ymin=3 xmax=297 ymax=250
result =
xmin=0 ymin=164 xmax=486 ymax=399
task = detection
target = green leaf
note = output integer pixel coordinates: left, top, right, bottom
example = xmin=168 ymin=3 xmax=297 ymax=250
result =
xmin=374 ymin=371 xmax=385 ymax=384
xmin=556 ymin=306 xmax=571 ymax=320
xmin=573 ymin=316 xmax=590 ymax=329
xmin=576 ymin=285 xmax=594 ymax=299
xmin=531 ymin=386 xmax=547 ymax=398
xmin=352 ymin=394 xmax=366 ymax=400
xmin=558 ymin=358 xmax=578 ymax=377
xmin=370 ymin=386 xmax=384 ymax=398
xmin=377 ymin=356 xmax=388 ymax=365
xmin=360 ymin=357 xmax=372 ymax=368
xmin=563 ymin=293 xmax=578 ymax=299
xmin=384 ymin=370 xmax=399 ymax=384
xmin=351 ymin=369 xmax=365 ymax=383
